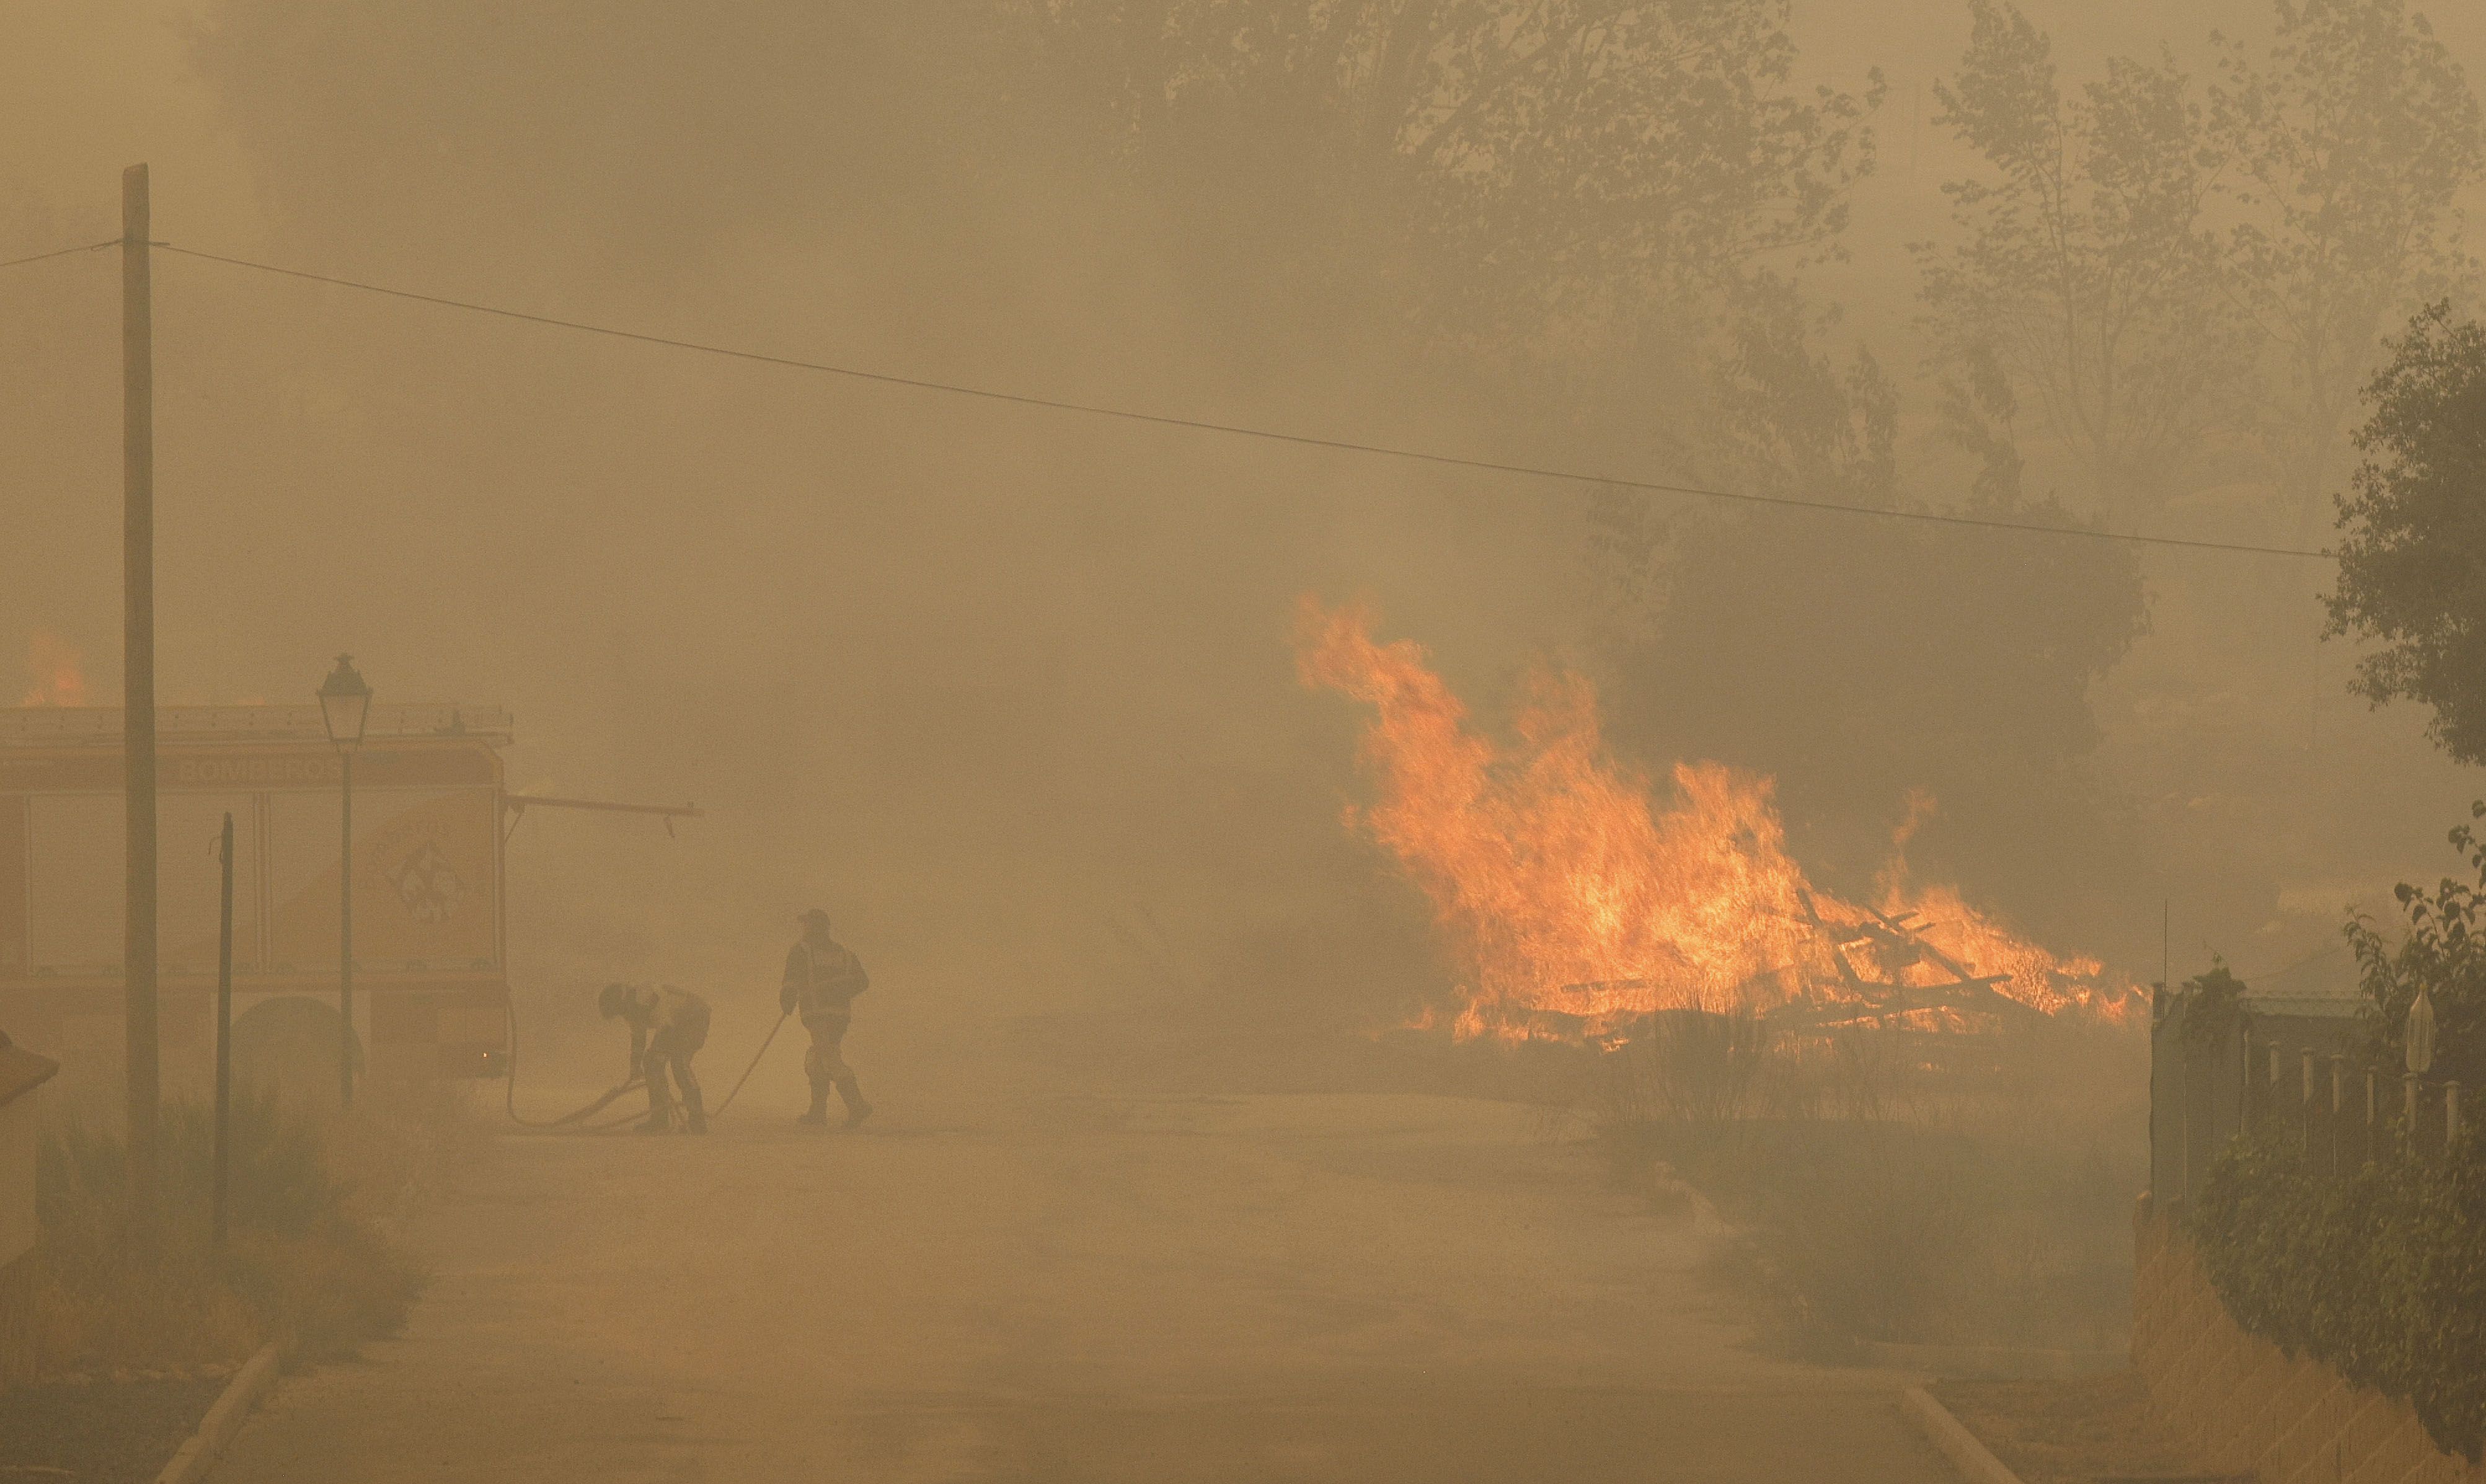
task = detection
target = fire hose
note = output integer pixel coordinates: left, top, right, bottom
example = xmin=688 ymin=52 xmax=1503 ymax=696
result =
xmin=709 ymin=1008 xmax=791 ymax=1118
xmin=503 ymin=1002 xmax=793 ymax=1133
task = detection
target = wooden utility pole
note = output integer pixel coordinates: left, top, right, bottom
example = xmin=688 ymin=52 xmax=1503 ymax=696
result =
xmin=214 ymin=813 xmax=233 ymax=1248
xmin=123 ymin=162 xmax=158 ymax=1231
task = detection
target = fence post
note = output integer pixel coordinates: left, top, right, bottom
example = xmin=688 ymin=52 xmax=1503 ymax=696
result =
xmin=2329 ymin=1054 xmax=2349 ymax=1178
xmin=2366 ymin=1070 xmax=2379 ymax=1165
xmin=2240 ymin=1028 xmax=2255 ymax=1133
xmin=2405 ymin=1073 xmax=2422 ymax=1155
xmin=2302 ymin=1049 xmax=2317 ymax=1152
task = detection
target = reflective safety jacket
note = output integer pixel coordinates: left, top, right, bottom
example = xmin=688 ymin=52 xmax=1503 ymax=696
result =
xmin=782 ymin=939 xmax=870 ymax=1019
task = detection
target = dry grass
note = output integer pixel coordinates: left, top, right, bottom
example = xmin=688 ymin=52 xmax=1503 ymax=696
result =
xmin=0 ymin=1078 xmax=477 ymax=1387
xmin=1931 ymin=1374 xmax=2221 ymax=1484
xmin=1591 ymin=1010 xmax=2148 ymax=1356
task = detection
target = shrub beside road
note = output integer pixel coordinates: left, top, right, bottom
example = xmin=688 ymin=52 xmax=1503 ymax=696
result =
xmin=0 ymin=1083 xmax=452 ymax=1480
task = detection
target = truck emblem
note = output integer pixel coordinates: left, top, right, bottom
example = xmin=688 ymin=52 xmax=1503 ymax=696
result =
xmin=389 ymin=841 xmax=466 ymax=924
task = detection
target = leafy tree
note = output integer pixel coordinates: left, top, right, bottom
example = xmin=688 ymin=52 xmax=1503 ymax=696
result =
xmin=1701 ymin=277 xmax=1899 ymax=506
xmin=1012 ymin=1 xmax=1878 ymax=360
xmin=2211 ymin=0 xmax=2485 ymax=543
xmin=2346 ymin=802 xmax=2486 ymax=1085
xmin=2325 ymin=303 xmax=2486 ymax=761
xmin=1916 ymin=0 xmax=2256 ymax=529
xmin=1602 ymin=241 xmax=2149 ymax=930
xmin=1608 ymin=474 xmax=2149 ymax=921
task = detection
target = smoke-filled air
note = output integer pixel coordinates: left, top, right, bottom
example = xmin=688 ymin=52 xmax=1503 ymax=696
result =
xmin=6 ymin=4 xmax=2486 ymax=1480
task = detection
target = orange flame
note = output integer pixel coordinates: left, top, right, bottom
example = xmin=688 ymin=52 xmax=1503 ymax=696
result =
xmin=1295 ymin=601 xmax=2136 ymax=1040
xmin=21 ymin=630 xmax=88 ymax=707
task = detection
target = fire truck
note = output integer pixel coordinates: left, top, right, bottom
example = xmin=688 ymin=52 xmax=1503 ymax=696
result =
xmin=1 ymin=703 xmax=550 ymax=1084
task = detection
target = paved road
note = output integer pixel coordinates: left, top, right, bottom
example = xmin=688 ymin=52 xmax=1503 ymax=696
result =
xmin=217 ymin=1090 xmax=1950 ymax=1482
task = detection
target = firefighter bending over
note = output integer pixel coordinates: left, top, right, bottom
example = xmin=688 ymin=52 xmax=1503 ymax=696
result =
xmin=782 ymin=909 xmax=873 ymax=1128
xmin=599 ymin=981 xmax=710 ymax=1134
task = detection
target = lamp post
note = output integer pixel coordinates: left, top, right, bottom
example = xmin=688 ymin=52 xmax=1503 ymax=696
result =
xmin=317 ymin=655 xmax=371 ymax=1106
xmin=2406 ymin=986 xmax=2437 ymax=1153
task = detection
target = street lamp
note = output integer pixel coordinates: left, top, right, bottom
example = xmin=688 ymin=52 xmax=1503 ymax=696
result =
xmin=2406 ymin=985 xmax=2438 ymax=1143
xmin=317 ymin=655 xmax=371 ymax=1106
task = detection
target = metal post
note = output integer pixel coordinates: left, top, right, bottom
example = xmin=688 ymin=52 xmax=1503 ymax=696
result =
xmin=339 ymin=750 xmax=354 ymax=1107
xmin=214 ymin=813 xmax=232 ymax=1248
xmin=2405 ymin=991 xmax=2437 ymax=1155
xmin=122 ymin=162 xmax=158 ymax=1234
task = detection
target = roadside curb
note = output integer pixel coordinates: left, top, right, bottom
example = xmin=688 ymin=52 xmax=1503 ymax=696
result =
xmin=1864 ymin=1341 xmax=2124 ymax=1379
xmin=1898 ymin=1384 xmax=2025 ymax=1484
xmin=153 ymin=1343 xmax=280 ymax=1484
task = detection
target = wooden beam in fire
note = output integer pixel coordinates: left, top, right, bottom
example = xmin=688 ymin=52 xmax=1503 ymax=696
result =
xmin=1860 ymin=906 xmax=2049 ymax=1020
xmin=1780 ymin=894 xmax=2047 ymax=1025
xmin=1797 ymin=889 xmax=1877 ymax=1000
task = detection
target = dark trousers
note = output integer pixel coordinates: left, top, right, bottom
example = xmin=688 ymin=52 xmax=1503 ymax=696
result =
xmin=644 ymin=1009 xmax=709 ymax=1128
xmin=802 ymin=1012 xmax=863 ymax=1111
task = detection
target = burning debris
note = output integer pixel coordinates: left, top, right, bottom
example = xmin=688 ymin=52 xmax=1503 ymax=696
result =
xmin=1296 ymin=601 xmax=2139 ymax=1043
xmin=20 ymin=630 xmax=87 ymax=708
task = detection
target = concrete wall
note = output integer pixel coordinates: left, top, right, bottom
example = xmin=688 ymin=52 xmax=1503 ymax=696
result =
xmin=2132 ymin=1196 xmax=2484 ymax=1484
xmin=2149 ymin=987 xmax=2251 ymax=1211
xmin=0 ymin=1089 xmax=35 ymax=1271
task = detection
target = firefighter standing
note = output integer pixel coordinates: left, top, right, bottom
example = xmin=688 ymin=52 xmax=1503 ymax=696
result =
xmin=782 ymin=909 xmax=873 ymax=1128
xmin=599 ymin=981 xmax=710 ymax=1134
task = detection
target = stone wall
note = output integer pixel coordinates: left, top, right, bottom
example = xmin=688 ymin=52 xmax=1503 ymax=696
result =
xmin=2133 ymin=1195 xmax=2484 ymax=1484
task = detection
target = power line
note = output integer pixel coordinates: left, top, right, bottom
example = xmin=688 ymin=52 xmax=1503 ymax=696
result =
xmin=0 ymin=238 xmax=118 ymax=271
xmin=2234 ymin=940 xmax=2348 ymax=988
xmin=158 ymin=242 xmax=2333 ymax=562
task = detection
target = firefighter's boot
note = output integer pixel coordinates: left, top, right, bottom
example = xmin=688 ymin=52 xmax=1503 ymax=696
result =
xmin=837 ymin=1075 xmax=873 ymax=1129
xmin=635 ymin=1113 xmax=670 ymax=1134
xmin=798 ymin=1078 xmax=831 ymax=1128
xmin=681 ymin=1085 xmax=708 ymax=1136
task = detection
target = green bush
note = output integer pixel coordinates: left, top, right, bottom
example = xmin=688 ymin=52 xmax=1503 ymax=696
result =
xmin=2190 ymin=803 xmax=2486 ymax=1461
xmin=2194 ymin=1133 xmax=2486 ymax=1462
xmin=2178 ymin=964 xmax=2247 ymax=1053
